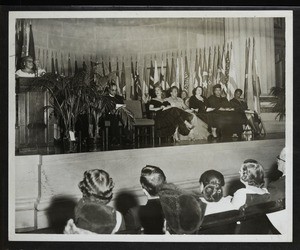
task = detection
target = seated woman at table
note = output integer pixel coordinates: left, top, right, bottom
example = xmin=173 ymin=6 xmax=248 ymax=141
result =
xmin=231 ymin=160 xmax=270 ymax=210
xmin=199 ymin=170 xmax=235 ymax=215
xmin=165 ymin=86 xmax=209 ymax=140
xmin=64 ymin=169 xmax=125 ymax=234
xmin=189 ymin=86 xmax=214 ymax=124
xmin=230 ymin=88 xmax=261 ymax=136
xmin=207 ymin=84 xmax=244 ymax=138
xmin=149 ymin=86 xmax=195 ymax=142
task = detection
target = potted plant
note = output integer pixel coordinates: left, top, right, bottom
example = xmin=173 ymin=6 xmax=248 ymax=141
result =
xmin=270 ymin=84 xmax=285 ymax=121
xmin=31 ymin=72 xmax=89 ymax=152
xmin=86 ymin=64 xmax=134 ymax=151
xmin=30 ymin=64 xmax=134 ymax=153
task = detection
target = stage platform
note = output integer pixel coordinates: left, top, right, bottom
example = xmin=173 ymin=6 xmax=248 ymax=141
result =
xmin=14 ymin=137 xmax=285 ymax=232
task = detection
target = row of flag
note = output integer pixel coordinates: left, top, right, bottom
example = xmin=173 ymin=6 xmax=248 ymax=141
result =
xmin=15 ymin=19 xmax=36 ymax=70
xmin=15 ymin=20 xmax=262 ymax=114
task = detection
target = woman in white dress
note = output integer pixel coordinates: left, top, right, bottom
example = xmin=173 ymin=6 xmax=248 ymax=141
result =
xmin=165 ymin=86 xmax=209 ymax=141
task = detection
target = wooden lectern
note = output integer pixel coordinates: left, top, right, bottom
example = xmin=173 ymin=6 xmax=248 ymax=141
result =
xmin=15 ymin=77 xmax=55 ymax=155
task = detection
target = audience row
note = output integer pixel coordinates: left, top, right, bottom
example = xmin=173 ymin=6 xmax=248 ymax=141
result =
xmin=64 ymin=147 xmax=286 ymax=235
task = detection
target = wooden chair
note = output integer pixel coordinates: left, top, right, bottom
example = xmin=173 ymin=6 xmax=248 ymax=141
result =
xmin=147 ymin=110 xmax=171 ymax=146
xmin=124 ymin=100 xmax=155 ymax=148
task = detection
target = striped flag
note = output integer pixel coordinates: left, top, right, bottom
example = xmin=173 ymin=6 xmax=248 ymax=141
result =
xmin=227 ymin=42 xmax=238 ymax=100
xmin=202 ymin=48 xmax=208 ymax=96
xmin=142 ymin=59 xmax=149 ymax=103
xmin=180 ymin=54 xmax=185 ymax=92
xmin=115 ymin=60 xmax=121 ymax=95
xmin=160 ymin=58 xmax=165 ymax=90
xmin=130 ymin=59 xmax=135 ymax=100
xmin=15 ymin=20 xmax=24 ymax=69
xmin=207 ymin=47 xmax=214 ymax=97
xmin=212 ymin=46 xmax=218 ymax=85
xmin=198 ymin=49 xmax=203 ymax=86
xmin=219 ymin=45 xmax=228 ymax=96
xmin=165 ymin=57 xmax=170 ymax=90
xmin=184 ymin=53 xmax=189 ymax=92
xmin=170 ymin=56 xmax=176 ymax=87
xmin=149 ymin=60 xmax=155 ymax=97
xmin=216 ymin=46 xmax=221 ymax=84
xmin=175 ymin=57 xmax=180 ymax=89
xmin=154 ymin=59 xmax=160 ymax=85
xmin=135 ymin=61 xmax=142 ymax=100
xmin=244 ymin=39 xmax=250 ymax=104
xmin=252 ymin=37 xmax=262 ymax=114
xmin=224 ymin=46 xmax=231 ymax=98
xmin=194 ymin=52 xmax=200 ymax=88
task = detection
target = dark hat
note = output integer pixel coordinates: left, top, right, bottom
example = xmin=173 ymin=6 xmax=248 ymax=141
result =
xmin=158 ymin=183 xmax=206 ymax=234
xmin=74 ymin=198 xmax=117 ymax=234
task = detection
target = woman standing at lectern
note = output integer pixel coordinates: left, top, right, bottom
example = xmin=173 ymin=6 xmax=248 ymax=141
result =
xmin=15 ymin=56 xmax=46 ymax=78
xmin=15 ymin=56 xmax=36 ymax=78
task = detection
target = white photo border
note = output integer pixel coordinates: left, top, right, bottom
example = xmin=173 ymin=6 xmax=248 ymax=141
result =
xmin=8 ymin=10 xmax=293 ymax=242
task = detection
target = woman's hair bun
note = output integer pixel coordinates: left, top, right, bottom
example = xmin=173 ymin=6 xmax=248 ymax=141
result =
xmin=203 ymin=183 xmax=223 ymax=202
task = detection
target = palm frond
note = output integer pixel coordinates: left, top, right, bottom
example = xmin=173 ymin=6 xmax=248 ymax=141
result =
xmin=113 ymin=107 xmax=135 ymax=130
xmin=269 ymin=86 xmax=285 ymax=121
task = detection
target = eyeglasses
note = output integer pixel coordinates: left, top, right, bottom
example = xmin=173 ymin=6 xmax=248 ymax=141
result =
xmin=277 ymin=156 xmax=285 ymax=162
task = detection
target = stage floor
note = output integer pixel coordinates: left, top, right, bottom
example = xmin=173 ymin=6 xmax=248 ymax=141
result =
xmin=108 ymin=132 xmax=285 ymax=151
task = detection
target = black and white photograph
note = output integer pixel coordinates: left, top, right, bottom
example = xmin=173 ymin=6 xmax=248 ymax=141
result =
xmin=8 ymin=10 xmax=293 ymax=242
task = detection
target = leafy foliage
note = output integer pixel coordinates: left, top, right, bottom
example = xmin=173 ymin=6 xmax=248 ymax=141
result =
xmin=270 ymin=85 xmax=285 ymax=121
xmin=113 ymin=106 xmax=135 ymax=130
xmin=30 ymin=65 xmax=134 ymax=140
